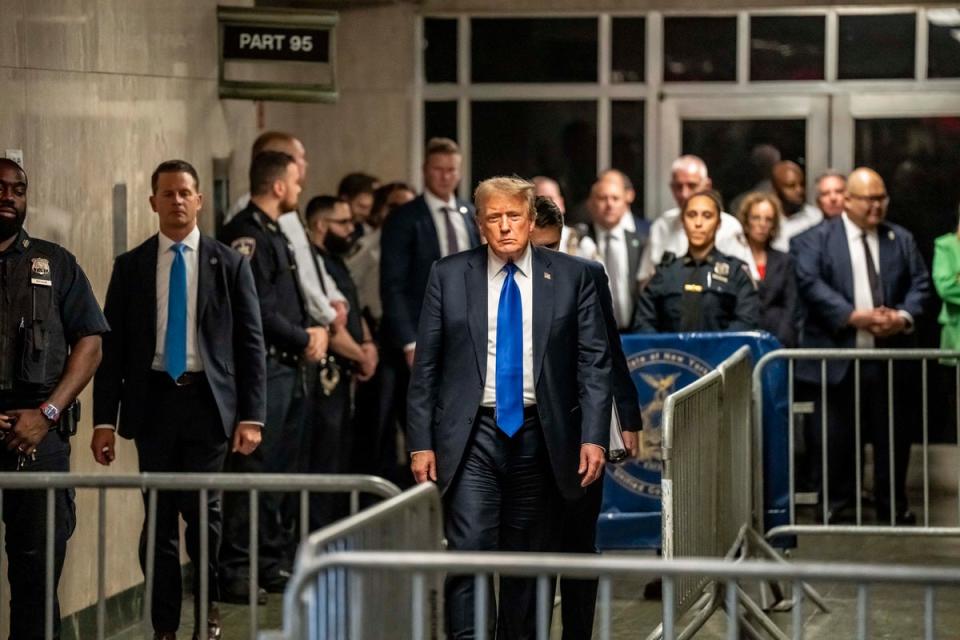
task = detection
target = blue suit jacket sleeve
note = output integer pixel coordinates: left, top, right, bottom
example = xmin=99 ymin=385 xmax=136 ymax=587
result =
xmin=406 ymin=262 xmax=443 ymax=452
xmin=576 ymin=267 xmax=614 ymax=449
xmin=791 ymin=229 xmax=855 ymax=335
xmin=230 ymin=255 xmax=267 ymax=425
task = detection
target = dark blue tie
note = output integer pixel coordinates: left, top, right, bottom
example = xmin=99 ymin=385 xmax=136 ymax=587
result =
xmin=165 ymin=243 xmax=188 ymax=381
xmin=495 ymin=262 xmax=523 ymax=436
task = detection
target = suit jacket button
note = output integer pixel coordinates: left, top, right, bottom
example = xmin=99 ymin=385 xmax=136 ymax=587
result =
xmin=466 ymin=418 xmax=472 ymax=423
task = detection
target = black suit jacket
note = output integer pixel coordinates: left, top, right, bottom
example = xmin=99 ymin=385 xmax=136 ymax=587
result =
xmin=758 ymin=248 xmax=798 ymax=347
xmin=379 ymin=194 xmax=479 ymax=349
xmin=94 ymin=234 xmax=267 ymax=439
xmin=407 ymin=245 xmax=612 ymax=501
xmin=581 ymin=258 xmax=643 ymax=431
xmin=791 ymin=217 xmax=930 ymax=385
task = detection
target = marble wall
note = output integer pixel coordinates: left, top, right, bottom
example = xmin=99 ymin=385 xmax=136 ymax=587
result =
xmin=0 ymin=0 xmax=258 ymax=626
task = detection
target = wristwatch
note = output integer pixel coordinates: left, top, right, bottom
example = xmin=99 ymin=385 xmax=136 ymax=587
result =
xmin=39 ymin=402 xmax=60 ymax=423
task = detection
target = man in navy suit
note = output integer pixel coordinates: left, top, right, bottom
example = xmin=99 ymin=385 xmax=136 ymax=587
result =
xmin=408 ymin=176 xmax=612 ymax=639
xmin=92 ymin=160 xmax=266 ymax=640
xmin=792 ymin=167 xmax=930 ymax=524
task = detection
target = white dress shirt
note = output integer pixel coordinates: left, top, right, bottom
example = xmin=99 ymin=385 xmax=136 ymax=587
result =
xmin=481 ymin=245 xmax=536 ymax=408
xmin=425 ymin=190 xmax=471 ymax=258
xmin=153 ymin=226 xmax=203 ymax=372
xmin=771 ymin=203 xmax=823 ymax=252
xmin=594 ymin=213 xmax=635 ymax=329
xmin=639 ymin=207 xmax=758 ymax=281
xmin=843 ymin=213 xmax=883 ymax=348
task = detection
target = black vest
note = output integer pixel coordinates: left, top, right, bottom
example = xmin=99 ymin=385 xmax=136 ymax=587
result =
xmin=0 ymin=238 xmax=67 ymax=398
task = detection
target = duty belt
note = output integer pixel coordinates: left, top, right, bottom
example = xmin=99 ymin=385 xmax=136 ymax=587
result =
xmin=268 ymin=345 xmax=301 ymax=367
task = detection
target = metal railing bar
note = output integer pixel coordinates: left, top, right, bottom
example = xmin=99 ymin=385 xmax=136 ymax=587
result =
xmin=767 ymin=524 xmax=960 ymax=538
xmin=199 ymin=488 xmax=209 ymax=640
xmin=144 ymin=488 xmax=157 ymax=638
xmin=45 ymin=487 xmax=55 ymax=640
xmin=97 ymin=487 xmax=106 ymax=640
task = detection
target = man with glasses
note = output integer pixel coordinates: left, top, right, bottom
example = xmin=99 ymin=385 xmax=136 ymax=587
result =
xmin=792 ymin=167 xmax=930 ymax=524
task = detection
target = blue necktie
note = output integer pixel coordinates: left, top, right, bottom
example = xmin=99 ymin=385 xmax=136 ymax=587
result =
xmin=495 ymin=262 xmax=524 ymax=436
xmin=165 ymin=243 xmax=188 ymax=381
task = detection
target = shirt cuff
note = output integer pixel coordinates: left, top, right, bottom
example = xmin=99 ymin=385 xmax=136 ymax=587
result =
xmin=94 ymin=424 xmax=116 ymax=431
xmin=238 ymin=421 xmax=264 ymax=427
xmin=583 ymin=442 xmax=607 ymax=453
xmin=898 ymin=310 xmax=915 ymax=334
xmin=404 ymin=342 xmax=416 ymax=352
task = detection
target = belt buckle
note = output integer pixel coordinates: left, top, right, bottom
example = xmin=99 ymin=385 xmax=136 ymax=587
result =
xmin=173 ymin=373 xmax=189 ymax=387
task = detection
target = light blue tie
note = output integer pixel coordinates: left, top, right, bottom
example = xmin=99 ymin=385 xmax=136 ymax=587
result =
xmin=495 ymin=262 xmax=524 ymax=436
xmin=165 ymin=243 xmax=188 ymax=381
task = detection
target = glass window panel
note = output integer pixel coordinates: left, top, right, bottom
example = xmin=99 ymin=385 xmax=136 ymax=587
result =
xmin=928 ymin=10 xmax=960 ymax=78
xmin=611 ymin=101 xmax=645 ymax=215
xmin=681 ymin=119 xmax=806 ymax=211
xmin=663 ymin=17 xmax=737 ymax=83
xmin=838 ymin=14 xmax=915 ymax=80
xmin=424 ymin=18 xmax=457 ymax=83
xmin=471 ymin=101 xmax=597 ymax=221
xmin=470 ymin=18 xmax=598 ymax=83
xmin=612 ymin=17 xmax=646 ymax=83
xmin=424 ymin=101 xmax=457 ymax=145
xmin=750 ymin=15 xmax=825 ymax=81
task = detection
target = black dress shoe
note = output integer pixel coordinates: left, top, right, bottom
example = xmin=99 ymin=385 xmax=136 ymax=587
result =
xmin=219 ymin=580 xmax=268 ymax=605
xmin=875 ymin=505 xmax=917 ymax=525
xmin=192 ymin=604 xmax=222 ymax=640
xmin=154 ymin=633 xmax=176 ymax=640
xmin=643 ymin=578 xmax=662 ymax=601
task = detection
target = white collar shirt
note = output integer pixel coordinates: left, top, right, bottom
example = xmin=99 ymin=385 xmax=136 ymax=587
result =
xmin=772 ymin=203 xmax=823 ymax=252
xmin=425 ymin=189 xmax=470 ymax=258
xmin=482 ymin=244 xmax=536 ymax=407
xmin=153 ymin=225 xmax=202 ymax=371
xmin=842 ymin=212 xmax=881 ymax=348
xmin=277 ymin=211 xmax=344 ymax=327
xmin=595 ymin=212 xmax=635 ymax=329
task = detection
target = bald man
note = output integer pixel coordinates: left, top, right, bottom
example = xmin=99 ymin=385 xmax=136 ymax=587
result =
xmin=791 ymin=168 xmax=929 ymax=525
xmin=770 ymin=160 xmax=822 ymax=251
xmin=640 ymin=155 xmax=757 ymax=282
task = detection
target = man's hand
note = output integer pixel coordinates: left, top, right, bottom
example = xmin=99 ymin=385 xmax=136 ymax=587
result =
xmin=621 ymin=431 xmax=639 ymax=458
xmin=404 ymin=346 xmax=416 ymax=369
xmin=410 ymin=450 xmax=437 ymax=484
xmin=357 ymin=343 xmax=379 ymax=382
xmin=578 ymin=444 xmax=606 ymax=487
xmin=1 ymin=409 xmax=49 ymax=454
xmin=848 ymin=309 xmax=881 ymax=330
xmin=332 ymin=301 xmax=348 ymax=332
xmin=870 ymin=308 xmax=908 ymax=338
xmin=90 ymin=429 xmax=116 ymax=465
xmin=232 ymin=422 xmax=262 ymax=456
xmin=304 ymin=326 xmax=329 ymax=363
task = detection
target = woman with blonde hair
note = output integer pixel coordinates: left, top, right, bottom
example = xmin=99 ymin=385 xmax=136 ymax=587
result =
xmin=737 ymin=192 xmax=798 ymax=346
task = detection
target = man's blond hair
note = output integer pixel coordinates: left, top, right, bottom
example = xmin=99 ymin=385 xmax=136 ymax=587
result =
xmin=473 ymin=176 xmax=535 ymax=218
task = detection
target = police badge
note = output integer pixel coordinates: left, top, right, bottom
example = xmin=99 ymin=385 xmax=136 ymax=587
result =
xmin=30 ymin=257 xmax=53 ymax=287
xmin=231 ymin=237 xmax=256 ymax=257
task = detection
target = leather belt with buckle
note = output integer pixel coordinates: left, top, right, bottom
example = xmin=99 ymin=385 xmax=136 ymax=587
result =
xmin=267 ymin=345 xmax=301 ymax=368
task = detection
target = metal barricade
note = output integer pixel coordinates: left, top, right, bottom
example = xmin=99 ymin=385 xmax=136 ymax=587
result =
xmin=0 ymin=472 xmax=400 ymax=640
xmin=752 ymin=349 xmax=960 ymax=539
xmin=279 ymin=482 xmax=444 ymax=640
xmin=279 ymin=550 xmax=960 ymax=640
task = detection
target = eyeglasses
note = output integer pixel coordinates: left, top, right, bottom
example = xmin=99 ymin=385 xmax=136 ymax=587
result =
xmin=848 ymin=194 xmax=889 ymax=205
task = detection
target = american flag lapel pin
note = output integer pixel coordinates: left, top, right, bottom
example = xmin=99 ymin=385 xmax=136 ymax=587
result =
xmin=544 ymin=271 xmax=552 ymax=280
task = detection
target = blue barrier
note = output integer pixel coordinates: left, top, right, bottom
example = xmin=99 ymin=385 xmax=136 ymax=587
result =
xmin=596 ymin=332 xmax=789 ymax=550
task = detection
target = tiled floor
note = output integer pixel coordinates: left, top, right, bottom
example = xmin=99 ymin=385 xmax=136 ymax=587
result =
xmin=107 ymin=492 xmax=960 ymax=639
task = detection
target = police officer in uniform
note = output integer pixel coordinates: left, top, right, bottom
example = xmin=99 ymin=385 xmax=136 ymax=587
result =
xmin=632 ymin=190 xmax=759 ymax=333
xmin=0 ymin=158 xmax=108 ymax=638
xmin=217 ymin=151 xmax=328 ymax=599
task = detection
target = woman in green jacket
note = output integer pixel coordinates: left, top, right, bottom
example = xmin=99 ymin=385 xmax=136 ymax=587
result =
xmin=932 ymin=223 xmax=960 ymax=355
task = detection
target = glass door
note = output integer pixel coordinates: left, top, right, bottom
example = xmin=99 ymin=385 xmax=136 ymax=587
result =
xmin=657 ymin=95 xmax=830 ymax=215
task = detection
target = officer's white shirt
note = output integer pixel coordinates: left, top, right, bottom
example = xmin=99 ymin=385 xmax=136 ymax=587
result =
xmin=593 ymin=213 xmax=636 ymax=329
xmin=425 ymin=190 xmax=470 ymax=257
xmin=639 ymin=207 xmax=758 ymax=282
xmin=228 ymin=193 xmax=344 ymax=326
xmin=481 ymin=244 xmax=536 ymax=408
xmin=152 ymin=225 xmax=202 ymax=372
xmin=771 ymin=203 xmax=823 ymax=252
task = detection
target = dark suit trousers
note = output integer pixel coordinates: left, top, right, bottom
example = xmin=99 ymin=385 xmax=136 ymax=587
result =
xmin=307 ymin=363 xmax=354 ymax=530
xmin=135 ymin=372 xmax=228 ymax=633
xmin=810 ymin=362 xmax=913 ymax=517
xmin=443 ymin=410 xmax=560 ymax=640
xmin=558 ymin=479 xmax=603 ymax=640
xmin=221 ymin=359 xmax=307 ymax=584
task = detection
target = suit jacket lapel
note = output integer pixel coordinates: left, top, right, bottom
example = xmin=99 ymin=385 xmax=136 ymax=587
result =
xmin=465 ymin=249 xmax=488 ymax=383
xmin=457 ymin=200 xmax=480 ymax=248
xmin=831 ymin=220 xmax=855 ymax=302
xmin=531 ymin=247 xmax=553 ymax=385
xmin=142 ymin=235 xmax=159 ymax=354
xmin=197 ymin=235 xmax=217 ymax=323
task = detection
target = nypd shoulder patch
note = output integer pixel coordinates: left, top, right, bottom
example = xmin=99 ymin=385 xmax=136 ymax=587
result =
xmin=231 ymin=237 xmax=256 ymax=257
